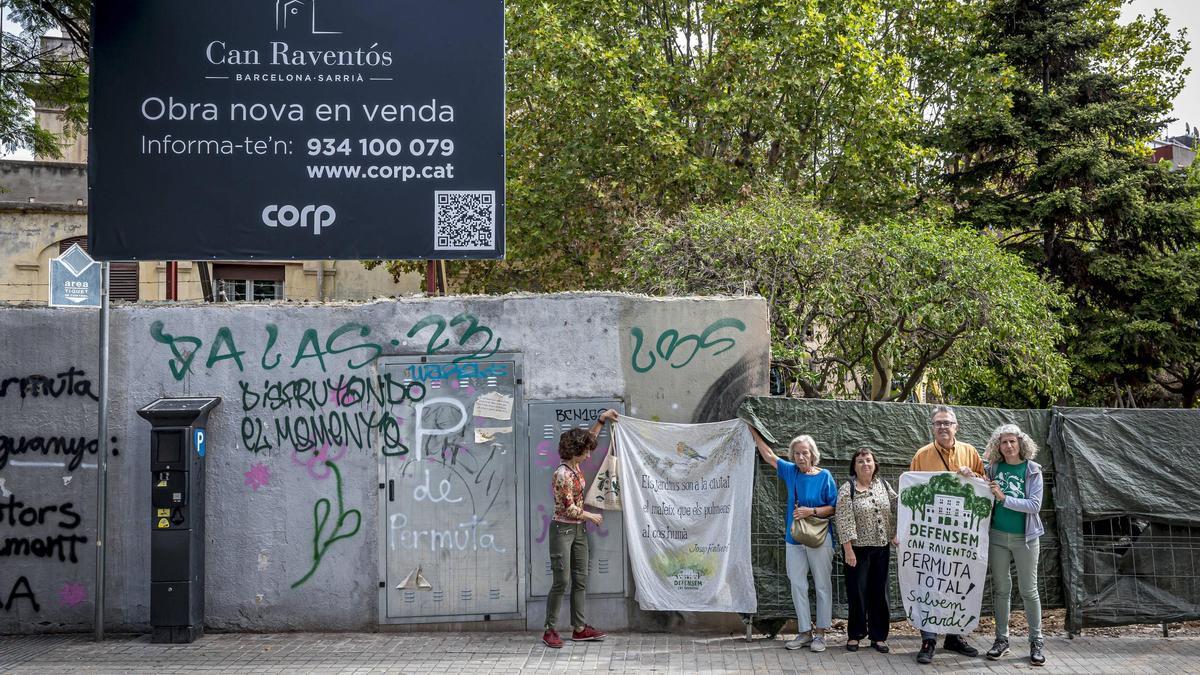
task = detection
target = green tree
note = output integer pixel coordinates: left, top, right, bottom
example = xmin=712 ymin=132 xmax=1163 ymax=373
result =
xmin=966 ymin=493 xmax=994 ymax=529
xmin=374 ymin=0 xmax=929 ymax=292
xmin=928 ymin=472 xmax=972 ymax=499
xmin=0 ymin=1 xmax=89 ymax=158
xmin=937 ymin=0 xmax=1200 ymax=403
xmin=624 ymin=192 xmax=1071 ymax=401
xmin=900 ymin=483 xmax=933 ymax=519
xmin=1081 ymin=244 xmax=1200 ymax=407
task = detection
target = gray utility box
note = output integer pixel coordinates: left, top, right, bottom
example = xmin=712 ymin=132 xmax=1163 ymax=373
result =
xmin=137 ymin=397 xmax=221 ymax=644
xmin=526 ymin=399 xmax=627 ymax=598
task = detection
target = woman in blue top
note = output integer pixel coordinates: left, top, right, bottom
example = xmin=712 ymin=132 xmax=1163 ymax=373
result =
xmin=984 ymin=424 xmax=1046 ymax=667
xmin=751 ymin=429 xmax=838 ymax=653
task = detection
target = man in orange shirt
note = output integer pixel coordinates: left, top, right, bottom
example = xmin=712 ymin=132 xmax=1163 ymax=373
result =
xmin=910 ymin=406 xmax=985 ymax=476
xmin=910 ymin=405 xmax=983 ymax=664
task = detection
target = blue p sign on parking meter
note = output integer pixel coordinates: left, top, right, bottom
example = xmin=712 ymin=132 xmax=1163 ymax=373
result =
xmin=194 ymin=428 xmax=206 ymax=457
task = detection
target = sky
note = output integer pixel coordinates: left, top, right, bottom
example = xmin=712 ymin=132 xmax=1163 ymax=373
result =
xmin=1125 ymin=0 xmax=1200 ymax=136
xmin=0 ymin=2 xmax=1197 ymax=160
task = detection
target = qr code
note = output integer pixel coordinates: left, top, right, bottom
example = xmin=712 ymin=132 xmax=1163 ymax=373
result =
xmin=434 ymin=190 xmax=496 ymax=250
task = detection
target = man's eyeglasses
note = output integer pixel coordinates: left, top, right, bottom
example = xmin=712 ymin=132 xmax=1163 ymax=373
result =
xmin=932 ymin=421 xmax=956 ymax=428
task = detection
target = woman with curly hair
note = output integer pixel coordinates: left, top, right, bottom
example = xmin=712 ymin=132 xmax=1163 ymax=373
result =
xmin=540 ymin=408 xmax=618 ymax=649
xmin=983 ymin=424 xmax=1046 ymax=667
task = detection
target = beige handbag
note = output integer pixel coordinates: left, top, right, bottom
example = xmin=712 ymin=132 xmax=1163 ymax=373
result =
xmin=584 ymin=447 xmax=622 ymax=510
xmin=791 ymin=515 xmax=829 ymax=548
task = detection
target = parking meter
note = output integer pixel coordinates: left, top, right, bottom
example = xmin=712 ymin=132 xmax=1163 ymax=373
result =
xmin=137 ymin=396 xmax=221 ymax=643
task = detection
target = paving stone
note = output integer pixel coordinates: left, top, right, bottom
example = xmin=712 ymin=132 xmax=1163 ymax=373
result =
xmin=0 ymin=631 xmax=1197 ymax=673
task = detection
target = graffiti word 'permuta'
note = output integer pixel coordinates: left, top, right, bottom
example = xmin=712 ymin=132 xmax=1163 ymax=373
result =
xmin=0 ymin=367 xmax=98 ymax=401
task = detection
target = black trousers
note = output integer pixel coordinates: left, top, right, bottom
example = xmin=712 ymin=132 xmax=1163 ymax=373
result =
xmin=845 ymin=544 xmax=891 ymax=642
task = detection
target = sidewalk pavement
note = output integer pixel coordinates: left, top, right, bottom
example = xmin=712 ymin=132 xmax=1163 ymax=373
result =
xmin=1 ymin=630 xmax=1196 ymax=674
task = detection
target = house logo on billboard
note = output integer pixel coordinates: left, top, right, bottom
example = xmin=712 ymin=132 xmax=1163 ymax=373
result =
xmin=202 ymin=0 xmax=390 ymax=81
xmin=275 ymin=0 xmax=341 ymax=34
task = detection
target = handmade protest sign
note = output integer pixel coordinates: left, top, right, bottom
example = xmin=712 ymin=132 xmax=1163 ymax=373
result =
xmin=613 ymin=417 xmax=756 ymax=613
xmin=897 ymin=471 xmax=994 ymax=633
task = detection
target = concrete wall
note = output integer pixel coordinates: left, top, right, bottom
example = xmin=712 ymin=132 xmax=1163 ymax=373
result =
xmin=0 ymin=293 xmax=768 ymax=633
xmin=0 ymin=161 xmax=88 ymax=204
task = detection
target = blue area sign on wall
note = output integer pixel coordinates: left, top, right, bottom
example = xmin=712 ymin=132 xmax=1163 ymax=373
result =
xmin=48 ymin=244 xmax=102 ymax=308
xmin=88 ymin=0 xmax=505 ymax=261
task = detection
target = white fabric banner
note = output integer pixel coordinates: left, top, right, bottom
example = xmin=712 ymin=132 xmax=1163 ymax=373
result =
xmin=613 ymin=416 xmax=757 ymax=613
xmin=897 ymin=471 xmax=994 ymax=633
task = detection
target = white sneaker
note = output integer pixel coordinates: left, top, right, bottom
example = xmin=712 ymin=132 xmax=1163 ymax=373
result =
xmin=785 ymin=633 xmax=813 ymax=650
xmin=810 ymin=635 xmax=827 ymax=652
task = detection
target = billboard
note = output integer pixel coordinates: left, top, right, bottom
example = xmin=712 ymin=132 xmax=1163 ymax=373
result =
xmin=89 ymin=0 xmax=505 ymax=260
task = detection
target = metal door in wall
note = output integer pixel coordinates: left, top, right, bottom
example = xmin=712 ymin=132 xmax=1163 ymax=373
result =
xmin=527 ymin=399 xmax=627 ymax=597
xmin=379 ymin=355 xmax=525 ymax=623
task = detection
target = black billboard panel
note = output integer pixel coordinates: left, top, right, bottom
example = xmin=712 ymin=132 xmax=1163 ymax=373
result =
xmin=89 ymin=0 xmax=505 ymax=260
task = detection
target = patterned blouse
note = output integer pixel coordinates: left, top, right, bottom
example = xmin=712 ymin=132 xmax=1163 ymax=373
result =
xmin=552 ymin=464 xmax=586 ymax=524
xmin=835 ymin=478 xmax=898 ymax=548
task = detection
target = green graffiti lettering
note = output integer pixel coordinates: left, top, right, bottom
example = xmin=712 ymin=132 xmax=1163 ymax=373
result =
xmin=290 ymin=329 xmax=328 ymax=371
xmin=449 ymin=313 xmax=501 ymax=362
xmin=206 ymin=327 xmax=246 ymax=372
xmin=697 ymin=318 xmax=746 ymax=358
xmin=326 ymin=322 xmax=382 ymax=370
xmin=629 ymin=318 xmax=747 ymax=373
xmin=407 ymin=314 xmax=450 ymax=355
xmin=261 ymin=324 xmax=282 ymax=370
xmin=629 ymin=327 xmax=656 ymax=373
xmin=291 ymin=461 xmax=361 ymax=588
xmin=149 ymin=321 xmax=202 ymax=381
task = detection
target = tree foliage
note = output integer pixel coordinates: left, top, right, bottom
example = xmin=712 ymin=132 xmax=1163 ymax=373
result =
xmin=0 ymin=0 xmax=89 ymax=158
xmin=376 ymin=0 xmax=932 ymax=292
xmin=937 ymin=0 xmax=1200 ymax=403
xmin=624 ymin=192 xmax=1071 ymax=402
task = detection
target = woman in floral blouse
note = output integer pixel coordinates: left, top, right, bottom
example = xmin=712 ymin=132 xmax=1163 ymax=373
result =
xmin=541 ymin=408 xmax=618 ymax=649
xmin=835 ymin=447 xmax=898 ymax=653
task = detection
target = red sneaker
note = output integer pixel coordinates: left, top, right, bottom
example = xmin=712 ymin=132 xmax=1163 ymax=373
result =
xmin=541 ymin=629 xmax=563 ymax=649
xmin=572 ymin=625 xmax=607 ymax=641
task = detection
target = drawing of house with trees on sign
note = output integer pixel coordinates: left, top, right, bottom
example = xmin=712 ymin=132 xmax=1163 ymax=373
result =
xmin=928 ymin=494 xmax=968 ymax=530
xmin=902 ymin=473 xmax=992 ymax=530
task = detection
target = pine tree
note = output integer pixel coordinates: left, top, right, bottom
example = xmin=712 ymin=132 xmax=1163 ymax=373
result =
xmin=939 ymin=0 xmax=1200 ymax=404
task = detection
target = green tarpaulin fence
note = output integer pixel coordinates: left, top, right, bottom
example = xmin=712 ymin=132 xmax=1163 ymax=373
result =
xmin=739 ymin=397 xmax=1200 ymax=634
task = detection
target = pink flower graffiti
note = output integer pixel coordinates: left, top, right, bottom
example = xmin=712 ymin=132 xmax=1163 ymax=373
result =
xmin=58 ymin=582 xmax=87 ymax=607
xmin=293 ymin=442 xmax=347 ymax=480
xmin=244 ymin=463 xmax=271 ymax=491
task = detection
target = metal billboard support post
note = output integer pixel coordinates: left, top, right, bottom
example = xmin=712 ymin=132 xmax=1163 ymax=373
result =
xmin=94 ymin=261 xmax=111 ymax=642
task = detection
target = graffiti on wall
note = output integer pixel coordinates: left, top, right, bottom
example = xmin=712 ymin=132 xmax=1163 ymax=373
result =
xmin=0 ymin=496 xmax=87 ymax=563
xmin=145 ymin=316 xmax=509 ymax=599
xmin=0 ymin=576 xmax=39 ymax=612
xmin=292 ymin=460 xmax=361 ymax=588
xmin=1 ymin=368 xmax=116 ymax=472
xmin=629 ymin=318 xmax=746 ymax=373
xmin=238 ymin=374 xmax=422 ymax=454
xmin=149 ymin=316 xmax=503 ymax=463
xmin=0 ymin=367 xmax=98 ymax=617
xmin=149 ymin=313 xmax=499 ymax=381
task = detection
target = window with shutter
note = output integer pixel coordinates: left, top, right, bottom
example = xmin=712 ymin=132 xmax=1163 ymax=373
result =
xmin=213 ymin=264 xmax=284 ymax=301
xmin=57 ymin=236 xmax=140 ymax=302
